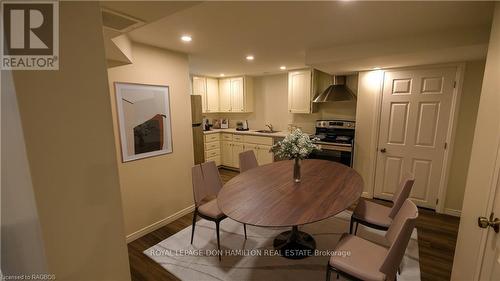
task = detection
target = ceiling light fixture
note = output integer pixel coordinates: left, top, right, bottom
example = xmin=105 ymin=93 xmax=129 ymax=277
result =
xmin=372 ymin=67 xmax=381 ymax=70
xmin=220 ymin=73 xmax=225 ymax=77
xmin=246 ymin=55 xmax=254 ymax=61
xmin=280 ymin=66 xmax=286 ymax=70
xmin=181 ymin=35 xmax=192 ymax=42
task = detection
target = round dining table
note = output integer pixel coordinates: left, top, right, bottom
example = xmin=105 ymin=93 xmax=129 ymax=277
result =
xmin=217 ymin=159 xmax=364 ymax=259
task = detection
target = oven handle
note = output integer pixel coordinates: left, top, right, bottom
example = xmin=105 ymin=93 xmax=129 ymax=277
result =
xmin=317 ymin=144 xmax=353 ymax=152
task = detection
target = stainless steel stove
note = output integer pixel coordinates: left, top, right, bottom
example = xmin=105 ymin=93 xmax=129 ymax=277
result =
xmin=310 ymin=120 xmax=355 ymax=167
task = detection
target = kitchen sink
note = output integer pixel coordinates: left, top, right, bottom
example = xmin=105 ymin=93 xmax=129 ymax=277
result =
xmin=256 ymin=130 xmax=280 ymax=133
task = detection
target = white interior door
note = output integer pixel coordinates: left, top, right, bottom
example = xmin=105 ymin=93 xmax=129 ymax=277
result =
xmin=452 ymin=5 xmax=500 ymax=279
xmin=479 ymin=157 xmax=500 ymax=280
xmin=374 ymin=67 xmax=456 ymax=209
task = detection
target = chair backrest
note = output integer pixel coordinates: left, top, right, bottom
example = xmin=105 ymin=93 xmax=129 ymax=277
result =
xmin=388 ymin=174 xmax=415 ymax=219
xmin=191 ymin=161 xmax=223 ymax=206
xmin=239 ymin=150 xmax=259 ymax=172
xmin=380 ymin=199 xmax=418 ymax=279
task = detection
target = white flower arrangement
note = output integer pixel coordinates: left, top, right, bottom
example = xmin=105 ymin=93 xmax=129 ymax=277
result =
xmin=271 ymin=129 xmax=320 ymax=160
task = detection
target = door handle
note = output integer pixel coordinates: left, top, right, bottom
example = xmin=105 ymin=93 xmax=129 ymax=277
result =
xmin=478 ymin=213 xmax=500 ymax=233
xmin=380 ymin=148 xmax=387 ymax=153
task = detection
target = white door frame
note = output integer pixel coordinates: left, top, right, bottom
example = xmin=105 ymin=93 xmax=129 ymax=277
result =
xmin=368 ymin=62 xmax=466 ymax=213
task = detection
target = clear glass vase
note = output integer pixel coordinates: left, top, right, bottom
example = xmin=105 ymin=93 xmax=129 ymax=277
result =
xmin=293 ymin=158 xmax=301 ymax=183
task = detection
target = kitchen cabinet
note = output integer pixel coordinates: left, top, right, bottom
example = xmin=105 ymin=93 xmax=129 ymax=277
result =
xmin=221 ymin=142 xmax=244 ymax=168
xmin=204 ymin=133 xmax=221 ymax=166
xmin=243 ymin=143 xmax=273 ymax=166
xmin=219 ymin=76 xmax=253 ymax=113
xmin=243 ymin=135 xmax=273 ymax=165
xmin=287 ymin=69 xmax=331 ymax=114
xmin=192 ymin=75 xmax=253 ymax=113
xmin=288 ymin=69 xmax=311 ymax=113
xmin=218 ymin=78 xmax=231 ymax=112
xmin=192 ymin=76 xmax=207 ymax=112
xmin=221 ymin=141 xmax=233 ymax=167
xmin=256 ymin=145 xmax=273 ymax=165
xmin=206 ymin=78 xmax=219 ymax=113
xmin=192 ymin=76 xmax=219 ymax=113
xmin=232 ymin=143 xmax=244 ymax=168
xmin=219 ymin=133 xmax=274 ymax=169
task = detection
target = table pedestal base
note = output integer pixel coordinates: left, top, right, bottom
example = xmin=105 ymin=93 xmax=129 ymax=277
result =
xmin=273 ymin=226 xmax=316 ymax=259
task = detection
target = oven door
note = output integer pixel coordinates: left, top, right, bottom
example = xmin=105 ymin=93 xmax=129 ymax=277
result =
xmin=309 ymin=144 xmax=353 ymax=167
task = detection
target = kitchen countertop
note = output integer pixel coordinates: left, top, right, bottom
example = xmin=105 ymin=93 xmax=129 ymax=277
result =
xmin=203 ymin=128 xmax=289 ymax=138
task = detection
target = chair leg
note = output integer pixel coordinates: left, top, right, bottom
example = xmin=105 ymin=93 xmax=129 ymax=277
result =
xmin=243 ymin=223 xmax=247 ymax=239
xmin=354 ymin=221 xmax=359 ymax=235
xmin=190 ymin=208 xmax=198 ymax=244
xmin=349 ymin=217 xmax=354 ymax=234
xmin=216 ymin=220 xmax=221 ymax=261
xmin=326 ymin=263 xmax=331 ymax=281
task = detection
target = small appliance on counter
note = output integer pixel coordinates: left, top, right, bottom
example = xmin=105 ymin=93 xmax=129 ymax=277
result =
xmin=213 ymin=119 xmax=221 ymax=129
xmin=203 ymin=118 xmax=211 ymax=131
xmin=236 ymin=120 xmax=249 ymax=131
xmin=220 ymin=118 xmax=229 ymax=129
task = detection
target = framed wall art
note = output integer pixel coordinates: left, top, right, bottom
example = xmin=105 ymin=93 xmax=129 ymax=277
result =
xmin=115 ymin=82 xmax=173 ymax=162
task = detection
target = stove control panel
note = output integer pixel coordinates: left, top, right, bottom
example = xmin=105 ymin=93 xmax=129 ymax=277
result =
xmin=316 ymin=120 xmax=356 ymax=129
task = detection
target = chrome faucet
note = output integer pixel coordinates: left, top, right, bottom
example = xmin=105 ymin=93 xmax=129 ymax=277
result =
xmin=266 ymin=123 xmax=274 ymax=132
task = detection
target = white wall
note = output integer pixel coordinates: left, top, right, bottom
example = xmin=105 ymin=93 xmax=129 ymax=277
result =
xmin=107 ymin=42 xmax=195 ymax=240
xmin=353 ymin=70 xmax=385 ymax=197
xmin=1 ymin=69 xmax=48 ymax=276
xmin=444 ymin=61 xmax=485 ymax=212
xmin=8 ymin=3 xmax=131 ymax=279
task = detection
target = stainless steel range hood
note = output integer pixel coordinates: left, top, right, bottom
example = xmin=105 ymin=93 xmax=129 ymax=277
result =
xmin=313 ymin=75 xmax=356 ymax=103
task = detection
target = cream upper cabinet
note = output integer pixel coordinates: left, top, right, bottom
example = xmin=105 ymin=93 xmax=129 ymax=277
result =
xmin=206 ymin=78 xmax=219 ymax=113
xmin=230 ymin=77 xmax=244 ymax=112
xmin=192 ymin=75 xmax=253 ymax=113
xmin=288 ymin=69 xmax=312 ymax=113
xmin=192 ymin=76 xmax=207 ymax=112
xmin=219 ymin=78 xmax=231 ymax=112
xmin=219 ymin=76 xmax=253 ymax=113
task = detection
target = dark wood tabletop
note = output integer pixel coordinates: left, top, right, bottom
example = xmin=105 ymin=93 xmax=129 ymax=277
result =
xmin=217 ymin=159 xmax=364 ymax=227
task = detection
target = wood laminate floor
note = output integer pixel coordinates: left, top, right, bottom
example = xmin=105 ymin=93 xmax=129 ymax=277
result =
xmin=127 ymin=168 xmax=460 ymax=281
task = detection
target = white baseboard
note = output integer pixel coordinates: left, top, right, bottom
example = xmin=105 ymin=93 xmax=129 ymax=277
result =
xmin=444 ymin=208 xmax=462 ymax=217
xmin=126 ymin=204 xmax=195 ymax=243
xmin=361 ymin=191 xmax=372 ymax=198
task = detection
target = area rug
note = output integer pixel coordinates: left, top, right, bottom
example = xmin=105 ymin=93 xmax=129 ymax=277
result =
xmin=144 ymin=211 xmax=420 ymax=281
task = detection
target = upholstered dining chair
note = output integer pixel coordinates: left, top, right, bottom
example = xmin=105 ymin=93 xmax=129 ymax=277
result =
xmin=239 ymin=150 xmax=259 ymax=172
xmin=326 ymin=199 xmax=418 ymax=281
xmin=350 ymin=175 xmax=415 ymax=235
xmin=190 ymin=161 xmax=247 ymax=261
